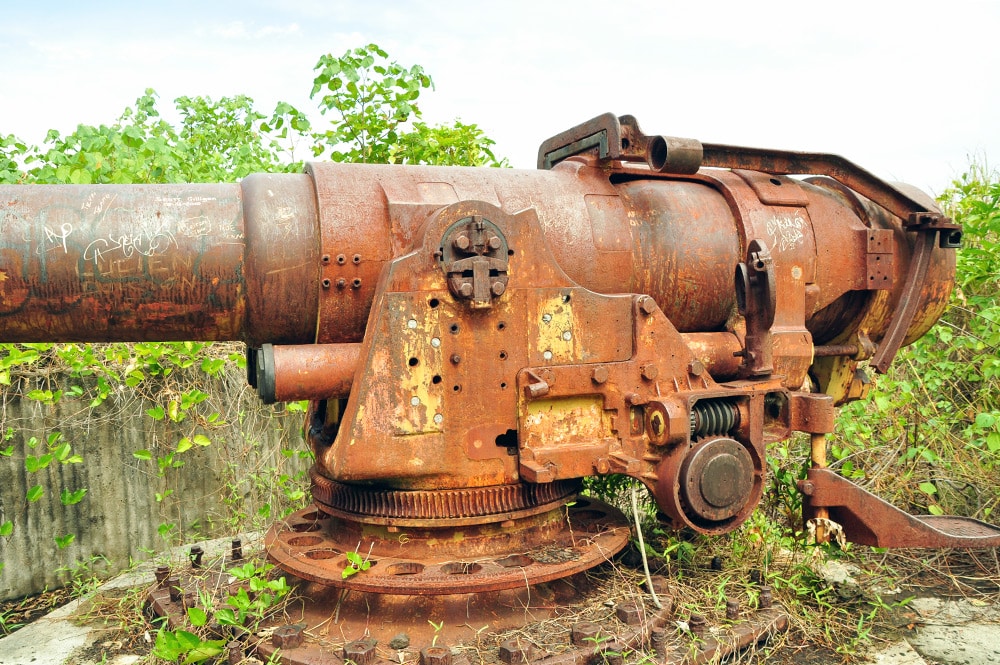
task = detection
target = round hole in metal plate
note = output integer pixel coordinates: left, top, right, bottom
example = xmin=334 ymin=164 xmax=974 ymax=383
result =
xmin=440 ymin=562 xmax=482 ymax=575
xmin=291 ymin=521 xmax=321 ymax=533
xmin=387 ymin=562 xmax=425 ymax=576
xmin=305 ymin=549 xmax=341 ymax=560
xmin=287 ymin=535 xmax=324 ymax=547
xmin=495 ymin=555 xmax=532 ymax=568
xmin=299 ymin=510 xmax=330 ymax=521
xmin=573 ymin=499 xmax=591 ymax=509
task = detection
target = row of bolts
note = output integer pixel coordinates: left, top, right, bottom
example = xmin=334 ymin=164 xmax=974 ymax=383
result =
xmin=152 ymin=547 xmax=773 ymax=664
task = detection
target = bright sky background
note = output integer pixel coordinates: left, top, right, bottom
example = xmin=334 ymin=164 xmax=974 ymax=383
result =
xmin=1 ymin=0 xmax=996 ymax=195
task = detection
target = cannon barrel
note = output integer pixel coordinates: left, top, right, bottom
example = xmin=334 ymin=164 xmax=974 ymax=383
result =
xmin=0 ymin=161 xmax=953 ymax=353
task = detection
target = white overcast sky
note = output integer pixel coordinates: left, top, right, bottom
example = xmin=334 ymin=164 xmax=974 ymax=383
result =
xmin=1 ymin=0 xmax=997 ymax=195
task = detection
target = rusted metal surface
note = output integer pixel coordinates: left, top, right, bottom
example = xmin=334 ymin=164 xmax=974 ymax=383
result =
xmin=266 ymin=500 xmax=629 ymax=594
xmin=252 ymin=343 xmax=360 ymax=403
xmin=801 ymin=468 xmax=1000 ymax=547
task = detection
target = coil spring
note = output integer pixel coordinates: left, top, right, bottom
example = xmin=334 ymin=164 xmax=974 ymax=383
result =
xmin=690 ymin=399 xmax=740 ymax=438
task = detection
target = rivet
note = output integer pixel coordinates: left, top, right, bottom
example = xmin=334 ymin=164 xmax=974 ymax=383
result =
xmin=562 ymin=331 xmax=572 ymax=341
xmin=433 ymin=414 xmax=443 ymax=425
xmin=451 ymin=354 xmax=461 ymax=364
xmin=543 ymin=350 xmax=553 ymax=361
xmin=431 ymin=337 xmax=441 ymax=348
xmin=542 ymin=313 xmax=552 ymax=323
xmin=410 ymin=397 xmax=420 ymax=406
xmin=336 ymin=278 xmax=347 ymax=289
xmin=408 ymin=319 xmax=418 ymax=329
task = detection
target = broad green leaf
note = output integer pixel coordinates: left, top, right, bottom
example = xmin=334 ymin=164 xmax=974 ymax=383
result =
xmin=26 ymin=484 xmax=44 ymax=502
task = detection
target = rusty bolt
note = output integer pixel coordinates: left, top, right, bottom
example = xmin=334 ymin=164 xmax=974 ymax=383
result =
xmin=799 ymin=481 xmax=816 ymax=496
xmin=749 ymin=569 xmax=762 ymax=585
xmin=710 ymin=556 xmax=723 ymax=571
xmin=492 ymin=281 xmax=506 ymax=296
xmin=336 ymin=278 xmax=347 ymax=289
xmin=688 ymin=614 xmax=707 ymax=635
xmin=499 ymin=638 xmax=534 ymax=664
xmin=155 ymin=565 xmax=170 ymax=587
xmin=615 ymin=602 xmax=642 ymax=626
xmin=420 ymin=645 xmax=452 ymax=665
xmin=450 ymin=354 xmax=461 ymax=364
xmin=650 ymin=627 xmax=667 ymax=655
xmin=488 ymin=235 xmax=502 ymax=250
xmin=190 ymin=545 xmax=204 ymax=569
xmin=594 ymin=458 xmax=611 ymax=475
xmin=625 ymin=393 xmax=641 ymax=405
xmin=453 ymin=234 xmax=471 ymax=251
xmin=272 ymin=624 xmax=305 ymax=650
xmin=648 ymin=574 xmax=671 ymax=597
xmin=759 ymin=586 xmax=773 ymax=609
xmin=688 ymin=359 xmax=705 ymax=377
xmin=227 ymin=641 xmax=242 ymax=665
xmin=639 ymin=296 xmax=658 ymax=315
xmin=183 ymin=591 xmax=197 ymax=610
xmin=167 ymin=577 xmax=181 ymax=602
xmin=591 ymin=366 xmax=609 ymax=385
xmin=640 ymin=364 xmax=658 ymax=381
xmin=231 ymin=538 xmax=243 ymax=561
xmin=344 ymin=638 xmax=377 ymax=664
xmin=459 ymin=282 xmax=474 ymax=298
xmin=571 ymin=621 xmax=601 ymax=646
xmin=726 ymin=598 xmax=740 ymax=620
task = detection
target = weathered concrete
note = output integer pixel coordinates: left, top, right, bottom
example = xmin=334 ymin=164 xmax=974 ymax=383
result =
xmin=0 ymin=362 xmax=307 ymax=601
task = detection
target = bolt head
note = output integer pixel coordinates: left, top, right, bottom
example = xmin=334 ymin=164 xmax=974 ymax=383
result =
xmin=272 ymin=624 xmax=305 ymax=649
xmin=420 ymin=645 xmax=452 ymax=665
xmin=492 ymin=281 xmax=506 ymax=296
xmin=488 ymin=235 xmax=502 ymax=250
xmin=459 ymin=283 xmax=474 ymax=298
xmin=639 ymin=296 xmax=657 ymax=315
xmin=571 ymin=621 xmax=601 ymax=646
xmin=453 ymin=234 xmax=471 ymax=251
xmin=343 ymin=638 xmax=376 ymax=664
xmin=688 ymin=359 xmax=705 ymax=376
xmin=641 ymin=364 xmax=658 ymax=381
xmin=615 ymin=602 xmax=643 ymax=625
xmin=591 ymin=366 xmax=609 ymax=384
xmin=499 ymin=638 xmax=533 ymax=664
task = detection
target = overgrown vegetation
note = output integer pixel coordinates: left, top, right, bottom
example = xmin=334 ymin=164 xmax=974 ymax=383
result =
xmin=0 ymin=39 xmax=998 ymax=664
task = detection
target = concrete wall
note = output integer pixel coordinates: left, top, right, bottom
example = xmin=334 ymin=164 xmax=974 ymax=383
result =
xmin=0 ymin=367 xmax=309 ymax=601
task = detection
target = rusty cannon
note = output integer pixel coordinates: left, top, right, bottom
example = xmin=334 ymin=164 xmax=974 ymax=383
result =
xmin=0 ymin=113 xmax=986 ymax=663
